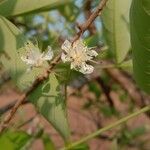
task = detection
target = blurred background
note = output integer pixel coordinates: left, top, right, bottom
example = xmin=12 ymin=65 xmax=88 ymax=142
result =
xmin=0 ymin=0 xmax=150 ymax=150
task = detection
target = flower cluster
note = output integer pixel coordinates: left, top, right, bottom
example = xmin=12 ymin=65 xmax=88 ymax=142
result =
xmin=21 ymin=39 xmax=98 ymax=74
xmin=21 ymin=42 xmax=53 ymax=71
xmin=61 ymin=39 xmax=98 ymax=74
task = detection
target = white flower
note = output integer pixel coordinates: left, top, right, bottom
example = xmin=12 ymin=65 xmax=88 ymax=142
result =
xmin=21 ymin=42 xmax=53 ymax=71
xmin=61 ymin=39 xmax=98 ymax=74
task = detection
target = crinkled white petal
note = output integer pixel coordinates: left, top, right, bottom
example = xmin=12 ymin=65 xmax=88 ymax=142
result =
xmin=21 ymin=42 xmax=54 ymax=70
xmin=79 ymin=63 xmax=94 ymax=74
xmin=61 ymin=38 xmax=97 ymax=74
xmin=61 ymin=40 xmax=71 ymax=53
xmin=42 ymin=46 xmax=53 ymax=60
xmin=21 ymin=56 xmax=36 ymax=65
xmin=28 ymin=50 xmax=41 ymax=61
xmin=61 ymin=52 xmax=71 ymax=63
xmin=73 ymin=39 xmax=85 ymax=49
xmin=87 ymin=50 xmax=98 ymax=57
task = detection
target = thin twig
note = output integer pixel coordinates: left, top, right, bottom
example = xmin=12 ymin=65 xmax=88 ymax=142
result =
xmin=0 ymin=0 xmax=108 ymax=133
xmin=0 ymin=100 xmax=26 ymax=115
xmin=0 ymin=54 xmax=61 ymax=133
xmin=72 ymin=0 xmax=108 ymax=44
xmin=84 ymin=0 xmax=97 ymax=35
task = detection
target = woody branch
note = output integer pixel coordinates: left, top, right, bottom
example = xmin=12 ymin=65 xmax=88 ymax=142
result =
xmin=0 ymin=0 xmax=108 ymax=133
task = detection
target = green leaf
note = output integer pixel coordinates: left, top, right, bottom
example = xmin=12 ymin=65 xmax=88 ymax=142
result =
xmin=42 ymin=134 xmax=56 ymax=150
xmin=118 ymin=126 xmax=146 ymax=145
xmin=0 ymin=0 xmax=5 ymax=4
xmin=129 ymin=126 xmax=146 ymax=138
xmin=0 ymin=130 xmax=31 ymax=150
xmin=0 ymin=0 xmax=71 ymax=17
xmin=142 ymin=0 xmax=150 ymax=14
xmin=70 ymin=143 xmax=89 ymax=150
xmin=28 ymin=73 xmax=70 ymax=140
xmin=85 ymin=34 xmax=100 ymax=47
xmin=0 ymin=16 xmax=43 ymax=90
xmin=119 ymin=59 xmax=133 ymax=72
xmin=58 ymin=2 xmax=79 ymax=22
xmin=55 ymin=63 xmax=81 ymax=84
xmin=130 ymin=0 xmax=150 ymax=93
xmin=0 ymin=16 xmax=70 ymax=140
xmin=119 ymin=59 xmax=132 ymax=68
xmin=102 ymin=0 xmax=131 ymax=63
xmin=88 ymin=82 xmax=101 ymax=98
xmin=100 ymin=105 xmax=119 ymax=117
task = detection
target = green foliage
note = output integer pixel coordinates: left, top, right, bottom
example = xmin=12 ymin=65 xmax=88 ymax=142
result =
xmin=88 ymin=82 xmax=101 ymax=98
xmin=0 ymin=16 xmax=44 ymax=90
xmin=28 ymin=73 xmax=70 ymax=140
xmin=0 ymin=130 xmax=31 ymax=150
xmin=0 ymin=16 xmax=25 ymax=53
xmin=0 ymin=0 xmax=71 ymax=17
xmin=119 ymin=59 xmax=132 ymax=72
xmin=42 ymin=134 xmax=56 ymax=150
xmin=70 ymin=143 xmax=89 ymax=150
xmin=58 ymin=2 xmax=79 ymax=22
xmin=55 ymin=63 xmax=81 ymax=84
xmin=100 ymin=105 xmax=119 ymax=117
xmin=130 ymin=0 xmax=150 ymax=93
xmin=0 ymin=17 xmax=70 ymax=140
xmin=102 ymin=0 xmax=131 ymax=63
xmin=0 ymin=0 xmax=150 ymax=149
xmin=0 ymin=0 xmax=4 ymax=4
xmin=85 ymin=34 xmax=100 ymax=47
xmin=118 ymin=126 xmax=146 ymax=145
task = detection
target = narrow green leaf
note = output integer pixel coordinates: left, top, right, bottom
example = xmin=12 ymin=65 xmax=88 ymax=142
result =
xmin=102 ymin=0 xmax=131 ymax=63
xmin=130 ymin=0 xmax=150 ymax=93
xmin=28 ymin=73 xmax=70 ymax=140
xmin=0 ymin=130 xmax=31 ymax=150
xmin=0 ymin=0 xmax=71 ymax=17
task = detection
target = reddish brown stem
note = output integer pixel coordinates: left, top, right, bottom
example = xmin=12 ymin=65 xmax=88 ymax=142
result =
xmin=0 ymin=0 xmax=108 ymax=133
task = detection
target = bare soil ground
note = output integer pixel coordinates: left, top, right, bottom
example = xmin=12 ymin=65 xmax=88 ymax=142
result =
xmin=0 ymin=82 xmax=150 ymax=150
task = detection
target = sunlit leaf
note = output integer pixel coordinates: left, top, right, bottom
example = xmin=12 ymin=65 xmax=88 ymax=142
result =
xmin=0 ymin=0 xmax=71 ymax=17
xmin=102 ymin=0 xmax=131 ymax=63
xmin=0 ymin=16 xmax=43 ymax=90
